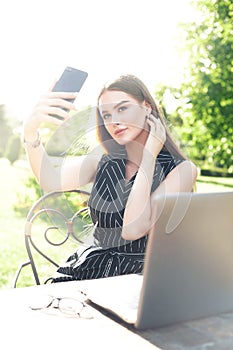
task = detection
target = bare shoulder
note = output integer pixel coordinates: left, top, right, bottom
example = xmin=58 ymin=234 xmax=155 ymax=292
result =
xmin=151 ymin=160 xmax=198 ymax=201
xmin=173 ymin=160 xmax=198 ymax=178
xmin=165 ymin=160 xmax=198 ymax=188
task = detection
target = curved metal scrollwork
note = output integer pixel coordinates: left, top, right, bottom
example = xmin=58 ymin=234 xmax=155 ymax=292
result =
xmin=20 ymin=190 xmax=92 ymax=285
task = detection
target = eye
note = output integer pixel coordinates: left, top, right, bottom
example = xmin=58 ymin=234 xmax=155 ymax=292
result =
xmin=118 ymin=106 xmax=127 ymax=113
xmin=102 ymin=113 xmax=111 ymax=120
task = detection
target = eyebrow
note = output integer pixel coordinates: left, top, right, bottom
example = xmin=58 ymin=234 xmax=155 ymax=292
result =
xmin=100 ymin=100 xmax=130 ymax=114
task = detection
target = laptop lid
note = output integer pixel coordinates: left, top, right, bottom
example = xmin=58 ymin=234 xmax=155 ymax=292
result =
xmin=136 ymin=191 xmax=233 ymax=329
xmin=80 ymin=191 xmax=233 ymax=329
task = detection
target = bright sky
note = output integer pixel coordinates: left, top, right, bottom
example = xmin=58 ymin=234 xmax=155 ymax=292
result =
xmin=0 ymin=0 xmax=197 ymax=120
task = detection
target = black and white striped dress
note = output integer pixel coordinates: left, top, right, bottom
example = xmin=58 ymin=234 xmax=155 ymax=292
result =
xmin=52 ymin=148 xmax=183 ymax=282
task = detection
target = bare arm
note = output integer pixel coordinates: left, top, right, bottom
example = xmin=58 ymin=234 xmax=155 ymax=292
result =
xmin=23 ymin=91 xmax=100 ymax=192
xmin=121 ymin=116 xmax=198 ymax=240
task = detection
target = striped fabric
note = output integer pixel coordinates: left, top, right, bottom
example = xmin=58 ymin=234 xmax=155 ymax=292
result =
xmin=52 ymin=148 xmax=183 ymax=282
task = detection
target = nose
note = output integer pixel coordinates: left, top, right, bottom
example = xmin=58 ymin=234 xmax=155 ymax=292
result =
xmin=111 ymin=111 xmax=121 ymax=124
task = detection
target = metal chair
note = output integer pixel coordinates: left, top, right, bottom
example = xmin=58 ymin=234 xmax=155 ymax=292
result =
xmin=13 ymin=189 xmax=92 ymax=287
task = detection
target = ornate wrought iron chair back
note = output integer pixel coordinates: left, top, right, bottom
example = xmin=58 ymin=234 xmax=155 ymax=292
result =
xmin=13 ymin=190 xmax=92 ymax=287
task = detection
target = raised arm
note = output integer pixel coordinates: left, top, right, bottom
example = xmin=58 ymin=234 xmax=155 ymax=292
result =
xmin=121 ymin=115 xmax=198 ymax=240
xmin=23 ymin=91 xmax=100 ymax=192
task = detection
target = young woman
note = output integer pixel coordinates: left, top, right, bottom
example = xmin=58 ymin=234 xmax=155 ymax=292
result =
xmin=23 ymin=74 xmax=197 ymax=281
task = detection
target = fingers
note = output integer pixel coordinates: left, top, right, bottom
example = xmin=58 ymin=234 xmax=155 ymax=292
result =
xmin=35 ymin=92 xmax=78 ymax=122
xmin=146 ymin=114 xmax=160 ymax=131
xmin=44 ymin=95 xmax=77 ymax=111
xmin=46 ymin=91 xmax=78 ymax=100
xmin=39 ymin=105 xmax=70 ymax=123
xmin=43 ymin=91 xmax=78 ymax=106
xmin=24 ymin=91 xmax=79 ymax=138
xmin=146 ymin=114 xmax=166 ymax=143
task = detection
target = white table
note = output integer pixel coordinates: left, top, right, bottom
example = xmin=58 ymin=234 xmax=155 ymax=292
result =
xmin=2 ymin=281 xmax=233 ymax=350
xmin=1 ymin=281 xmax=158 ymax=350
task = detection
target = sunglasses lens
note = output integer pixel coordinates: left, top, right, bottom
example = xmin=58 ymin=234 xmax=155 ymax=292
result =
xmin=59 ymin=298 xmax=83 ymax=315
xmin=29 ymin=295 xmax=53 ymax=310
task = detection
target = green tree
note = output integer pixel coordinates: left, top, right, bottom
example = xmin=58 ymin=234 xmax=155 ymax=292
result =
xmin=45 ymin=106 xmax=94 ymax=156
xmin=157 ymin=0 xmax=233 ymax=173
xmin=5 ymin=134 xmax=21 ymax=164
xmin=0 ymin=105 xmax=12 ymax=157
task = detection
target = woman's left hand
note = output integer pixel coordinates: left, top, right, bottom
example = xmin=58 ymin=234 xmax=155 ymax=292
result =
xmin=144 ymin=114 xmax=166 ymax=158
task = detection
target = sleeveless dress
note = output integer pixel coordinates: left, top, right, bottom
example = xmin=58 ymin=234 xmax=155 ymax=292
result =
xmin=52 ymin=148 xmax=183 ymax=282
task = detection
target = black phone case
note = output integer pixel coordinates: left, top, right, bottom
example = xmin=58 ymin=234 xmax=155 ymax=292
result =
xmin=51 ymin=66 xmax=88 ymax=119
xmin=52 ymin=66 xmax=88 ymax=93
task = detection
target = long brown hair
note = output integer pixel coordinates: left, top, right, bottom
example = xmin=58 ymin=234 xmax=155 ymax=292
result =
xmin=96 ymin=74 xmax=186 ymax=160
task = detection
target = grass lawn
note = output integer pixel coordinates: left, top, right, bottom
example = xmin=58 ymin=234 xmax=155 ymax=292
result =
xmin=196 ymin=173 xmax=233 ymax=193
xmin=0 ymin=158 xmax=232 ymax=290
xmin=0 ymin=159 xmax=30 ymax=289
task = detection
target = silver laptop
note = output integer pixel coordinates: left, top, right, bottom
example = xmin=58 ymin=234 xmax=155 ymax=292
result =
xmin=80 ymin=191 xmax=233 ymax=329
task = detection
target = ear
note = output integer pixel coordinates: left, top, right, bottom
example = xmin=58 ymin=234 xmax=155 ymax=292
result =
xmin=143 ymin=101 xmax=152 ymax=116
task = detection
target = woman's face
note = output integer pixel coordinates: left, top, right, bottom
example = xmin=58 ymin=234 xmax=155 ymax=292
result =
xmin=98 ymin=90 xmax=149 ymax=146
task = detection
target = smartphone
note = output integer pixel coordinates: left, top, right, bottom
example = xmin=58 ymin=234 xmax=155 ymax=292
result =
xmin=52 ymin=66 xmax=88 ymax=118
xmin=53 ymin=66 xmax=88 ymax=94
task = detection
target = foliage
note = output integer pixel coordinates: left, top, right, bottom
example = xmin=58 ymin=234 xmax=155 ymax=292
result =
xmin=156 ymin=0 xmax=233 ymax=173
xmin=0 ymin=105 xmax=12 ymax=157
xmin=14 ymin=174 xmax=43 ymax=217
xmin=0 ymin=104 xmax=23 ymax=161
xmin=14 ymin=171 xmax=91 ymax=223
xmin=5 ymin=134 xmax=21 ymax=164
xmin=44 ymin=106 xmax=95 ymax=156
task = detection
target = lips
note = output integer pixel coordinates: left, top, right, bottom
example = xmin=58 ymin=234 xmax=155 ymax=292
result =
xmin=114 ymin=128 xmax=127 ymax=136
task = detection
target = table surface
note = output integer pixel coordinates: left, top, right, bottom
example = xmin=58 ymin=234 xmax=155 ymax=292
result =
xmin=2 ymin=281 xmax=233 ymax=350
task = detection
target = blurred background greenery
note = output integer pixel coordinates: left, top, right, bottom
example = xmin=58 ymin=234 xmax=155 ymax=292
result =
xmin=0 ymin=0 xmax=232 ymax=289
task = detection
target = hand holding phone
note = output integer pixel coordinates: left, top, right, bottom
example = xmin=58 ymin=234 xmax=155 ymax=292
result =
xmin=51 ymin=66 xmax=88 ymax=119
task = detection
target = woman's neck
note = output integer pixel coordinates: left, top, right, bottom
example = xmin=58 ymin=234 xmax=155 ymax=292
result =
xmin=125 ymin=128 xmax=149 ymax=167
